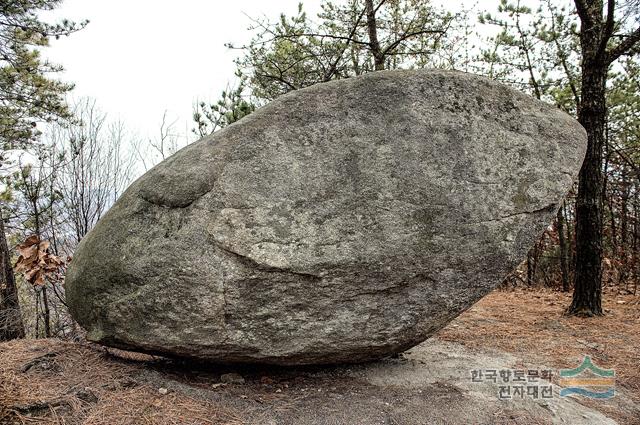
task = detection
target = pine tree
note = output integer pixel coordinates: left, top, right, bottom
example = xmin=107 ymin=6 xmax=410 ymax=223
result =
xmin=0 ymin=0 xmax=85 ymax=341
xmin=569 ymin=0 xmax=640 ymax=316
xmin=228 ymin=0 xmax=455 ymax=103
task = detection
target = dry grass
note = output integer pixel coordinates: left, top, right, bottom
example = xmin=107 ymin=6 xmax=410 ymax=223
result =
xmin=0 ymin=339 xmax=243 ymax=425
xmin=438 ymin=286 xmax=640 ymax=424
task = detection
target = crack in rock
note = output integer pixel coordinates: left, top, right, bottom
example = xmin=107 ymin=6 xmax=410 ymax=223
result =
xmin=475 ymin=203 xmax=558 ymax=224
xmin=214 ymin=242 xmax=322 ymax=280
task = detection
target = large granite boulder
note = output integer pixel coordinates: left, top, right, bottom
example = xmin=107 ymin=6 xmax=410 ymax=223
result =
xmin=66 ymin=70 xmax=586 ymax=365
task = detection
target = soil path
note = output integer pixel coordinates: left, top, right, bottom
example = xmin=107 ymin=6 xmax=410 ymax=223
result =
xmin=1 ymin=288 xmax=637 ymax=424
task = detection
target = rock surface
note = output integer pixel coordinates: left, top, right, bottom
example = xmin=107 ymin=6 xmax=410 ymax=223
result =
xmin=66 ymin=69 xmax=586 ymax=365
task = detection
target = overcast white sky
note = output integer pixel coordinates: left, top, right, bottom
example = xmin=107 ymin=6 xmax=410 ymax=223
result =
xmin=42 ymin=0 xmax=492 ymax=143
xmin=42 ymin=0 xmax=324 ymax=142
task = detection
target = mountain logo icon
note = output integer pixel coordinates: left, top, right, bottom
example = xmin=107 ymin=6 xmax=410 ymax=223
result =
xmin=559 ymin=356 xmax=615 ymax=399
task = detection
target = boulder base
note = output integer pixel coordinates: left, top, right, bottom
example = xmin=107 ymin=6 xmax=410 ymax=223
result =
xmin=66 ymin=70 xmax=586 ymax=365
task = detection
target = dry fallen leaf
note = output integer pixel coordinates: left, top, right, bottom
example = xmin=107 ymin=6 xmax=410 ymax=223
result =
xmin=14 ymin=235 xmax=67 ymax=287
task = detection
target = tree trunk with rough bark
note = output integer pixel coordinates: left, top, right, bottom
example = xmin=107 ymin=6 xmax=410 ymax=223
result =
xmin=569 ymin=0 xmax=640 ymax=315
xmin=569 ymin=2 xmax=607 ymax=316
xmin=42 ymin=287 xmax=51 ymax=338
xmin=557 ymin=204 xmax=570 ymax=292
xmin=0 ymin=209 xmax=25 ymax=340
xmin=364 ymin=0 xmax=385 ymax=70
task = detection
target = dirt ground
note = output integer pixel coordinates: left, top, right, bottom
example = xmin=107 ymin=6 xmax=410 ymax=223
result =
xmin=437 ymin=286 xmax=640 ymax=424
xmin=1 ymin=287 xmax=638 ymax=425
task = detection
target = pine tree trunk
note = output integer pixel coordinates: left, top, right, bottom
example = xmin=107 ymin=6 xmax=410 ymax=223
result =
xmin=632 ymin=189 xmax=638 ymax=293
xmin=568 ymin=40 xmax=607 ymax=316
xmin=565 ymin=201 xmax=574 ymax=272
xmin=604 ymin=143 xmax=617 ymax=250
xmin=619 ymin=172 xmax=629 ymax=285
xmin=0 ymin=209 xmax=25 ymax=340
xmin=527 ymin=243 xmax=539 ymax=286
xmin=364 ymin=0 xmax=385 ymax=71
xmin=557 ymin=204 xmax=570 ymax=292
xmin=42 ymin=286 xmax=51 ymax=338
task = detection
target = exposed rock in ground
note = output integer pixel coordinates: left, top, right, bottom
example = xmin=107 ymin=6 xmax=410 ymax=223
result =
xmin=65 ymin=69 xmax=586 ymax=364
xmin=0 ymin=336 xmax=624 ymax=425
xmin=220 ymin=373 xmax=246 ymax=385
